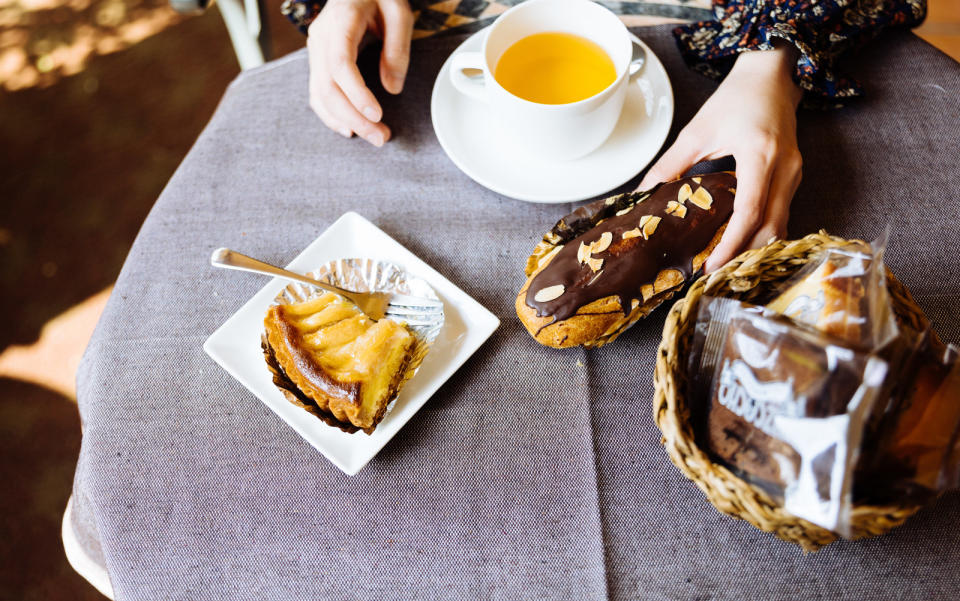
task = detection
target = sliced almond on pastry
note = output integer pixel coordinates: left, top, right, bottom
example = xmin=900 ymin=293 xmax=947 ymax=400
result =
xmin=640 ymin=215 xmax=661 ymax=239
xmin=690 ymin=187 xmax=714 ymax=210
xmin=592 ymin=232 xmax=613 ymax=254
xmin=577 ymin=241 xmax=591 ymax=264
xmin=534 ymin=284 xmax=565 ymax=302
xmin=666 ymin=201 xmax=687 ymax=218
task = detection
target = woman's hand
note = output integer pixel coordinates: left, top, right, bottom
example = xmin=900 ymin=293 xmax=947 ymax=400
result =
xmin=306 ymin=0 xmax=413 ymax=146
xmin=638 ymin=44 xmax=804 ymax=273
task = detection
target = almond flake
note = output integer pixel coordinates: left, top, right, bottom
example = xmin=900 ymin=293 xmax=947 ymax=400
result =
xmin=641 ymin=216 xmax=661 ymax=239
xmin=622 ymin=228 xmax=642 ymax=240
xmin=677 ymin=183 xmax=692 ymax=203
xmin=577 ymin=241 xmax=591 ymax=264
xmin=641 ymin=284 xmax=655 ymax=300
xmin=587 ymin=257 xmax=604 ymax=272
xmin=588 ymin=270 xmax=604 ymax=286
xmin=728 ymin=187 xmax=737 ymax=195
xmin=690 ymin=187 xmax=714 ymax=210
xmin=666 ymin=201 xmax=687 ymax=218
xmin=615 ymin=206 xmax=633 ymax=216
xmin=591 ymin=232 xmax=613 ymax=254
xmin=534 ymin=284 xmax=565 ymax=303
xmin=605 ymin=197 xmax=617 ymax=205
xmin=692 ymin=177 xmax=702 ymax=184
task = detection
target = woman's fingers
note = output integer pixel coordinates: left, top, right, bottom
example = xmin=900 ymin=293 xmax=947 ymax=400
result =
xmin=326 ymin=37 xmax=383 ymax=123
xmin=308 ymin=39 xmax=390 ymax=146
xmin=310 ymin=81 xmax=353 ymax=138
xmin=320 ymin=75 xmax=391 ymax=146
xmin=307 ymin=35 xmax=353 ymax=137
xmin=305 ymin=0 xmax=414 ymax=144
xmin=379 ymin=0 xmax=413 ymax=94
xmin=704 ymin=151 xmax=775 ymax=272
xmin=637 ymin=129 xmax=704 ymax=190
xmin=745 ymin=151 xmax=802 ymax=249
xmin=316 ymin=2 xmax=384 ymax=124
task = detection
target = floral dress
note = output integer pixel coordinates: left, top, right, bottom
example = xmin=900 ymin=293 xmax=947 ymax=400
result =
xmin=281 ymin=0 xmax=927 ymax=104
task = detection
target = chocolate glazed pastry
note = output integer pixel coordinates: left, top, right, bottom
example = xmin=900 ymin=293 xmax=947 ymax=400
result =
xmin=516 ymin=172 xmax=737 ymax=348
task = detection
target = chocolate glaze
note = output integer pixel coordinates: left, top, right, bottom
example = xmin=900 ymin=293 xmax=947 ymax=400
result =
xmin=525 ymin=172 xmax=737 ymax=323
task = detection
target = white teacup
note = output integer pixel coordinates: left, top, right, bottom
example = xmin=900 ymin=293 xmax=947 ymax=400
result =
xmin=449 ymin=0 xmax=645 ymax=161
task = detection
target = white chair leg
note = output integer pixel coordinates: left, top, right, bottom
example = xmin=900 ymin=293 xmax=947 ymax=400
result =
xmin=217 ymin=0 xmax=266 ymax=70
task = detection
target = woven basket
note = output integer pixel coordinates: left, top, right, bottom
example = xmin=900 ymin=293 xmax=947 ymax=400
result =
xmin=653 ymin=231 xmax=930 ymax=552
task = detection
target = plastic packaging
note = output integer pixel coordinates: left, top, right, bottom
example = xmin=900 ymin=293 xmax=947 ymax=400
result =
xmin=766 ymin=234 xmax=897 ymax=352
xmin=689 ymin=297 xmax=888 ymax=536
xmin=857 ymin=343 xmax=960 ymax=503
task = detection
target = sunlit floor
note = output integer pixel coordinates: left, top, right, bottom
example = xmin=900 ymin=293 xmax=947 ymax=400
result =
xmin=1 ymin=0 xmax=958 ymax=597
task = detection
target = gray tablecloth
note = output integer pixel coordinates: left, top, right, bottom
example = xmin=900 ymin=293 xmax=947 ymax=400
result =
xmin=71 ymin=26 xmax=960 ymax=600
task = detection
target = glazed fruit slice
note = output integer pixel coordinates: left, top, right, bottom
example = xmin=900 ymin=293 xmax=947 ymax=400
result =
xmin=264 ymin=292 xmax=415 ymax=433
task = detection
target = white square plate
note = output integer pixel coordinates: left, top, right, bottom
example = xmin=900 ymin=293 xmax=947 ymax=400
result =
xmin=203 ymin=212 xmax=500 ymax=475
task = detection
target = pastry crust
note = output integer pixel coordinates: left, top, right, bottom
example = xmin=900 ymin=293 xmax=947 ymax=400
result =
xmin=766 ymin=245 xmax=872 ymax=346
xmin=516 ymin=226 xmax=726 ymax=348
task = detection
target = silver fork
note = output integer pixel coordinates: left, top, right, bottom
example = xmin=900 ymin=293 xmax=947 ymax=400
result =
xmin=210 ymin=248 xmax=443 ymax=326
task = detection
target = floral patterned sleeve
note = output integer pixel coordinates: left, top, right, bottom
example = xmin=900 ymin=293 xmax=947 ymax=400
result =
xmin=675 ymin=0 xmax=927 ymax=105
xmin=280 ymin=0 xmax=324 ymax=34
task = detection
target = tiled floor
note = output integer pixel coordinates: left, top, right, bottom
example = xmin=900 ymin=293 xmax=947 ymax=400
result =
xmin=1 ymin=1 xmax=958 ymax=598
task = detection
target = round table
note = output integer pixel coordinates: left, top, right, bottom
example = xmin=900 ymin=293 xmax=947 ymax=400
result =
xmin=68 ymin=26 xmax=960 ymax=600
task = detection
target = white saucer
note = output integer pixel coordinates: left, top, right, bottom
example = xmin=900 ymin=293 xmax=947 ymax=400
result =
xmin=431 ymin=28 xmax=674 ymax=204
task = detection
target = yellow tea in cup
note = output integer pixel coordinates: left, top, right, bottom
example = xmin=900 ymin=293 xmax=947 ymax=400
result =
xmin=494 ymin=32 xmax=617 ymax=105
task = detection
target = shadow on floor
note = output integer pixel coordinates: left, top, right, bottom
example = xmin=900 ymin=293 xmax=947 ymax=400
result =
xmin=0 ymin=378 xmax=105 ymax=600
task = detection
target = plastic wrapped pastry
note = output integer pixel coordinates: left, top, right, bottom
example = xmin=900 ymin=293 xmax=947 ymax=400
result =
xmin=689 ymin=297 xmax=888 ymax=536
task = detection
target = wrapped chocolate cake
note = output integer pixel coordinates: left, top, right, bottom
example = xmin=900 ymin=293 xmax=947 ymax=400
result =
xmin=689 ymin=297 xmax=888 ymax=536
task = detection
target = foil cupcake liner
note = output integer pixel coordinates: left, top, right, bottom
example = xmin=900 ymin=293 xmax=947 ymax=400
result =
xmin=262 ymin=258 xmax=444 ymax=434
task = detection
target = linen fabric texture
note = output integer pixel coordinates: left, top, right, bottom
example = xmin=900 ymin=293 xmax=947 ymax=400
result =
xmin=71 ymin=27 xmax=960 ymax=600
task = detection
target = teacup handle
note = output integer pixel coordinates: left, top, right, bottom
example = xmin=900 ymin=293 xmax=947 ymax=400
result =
xmin=628 ymin=34 xmax=647 ymax=81
xmin=450 ymin=52 xmax=488 ymax=102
